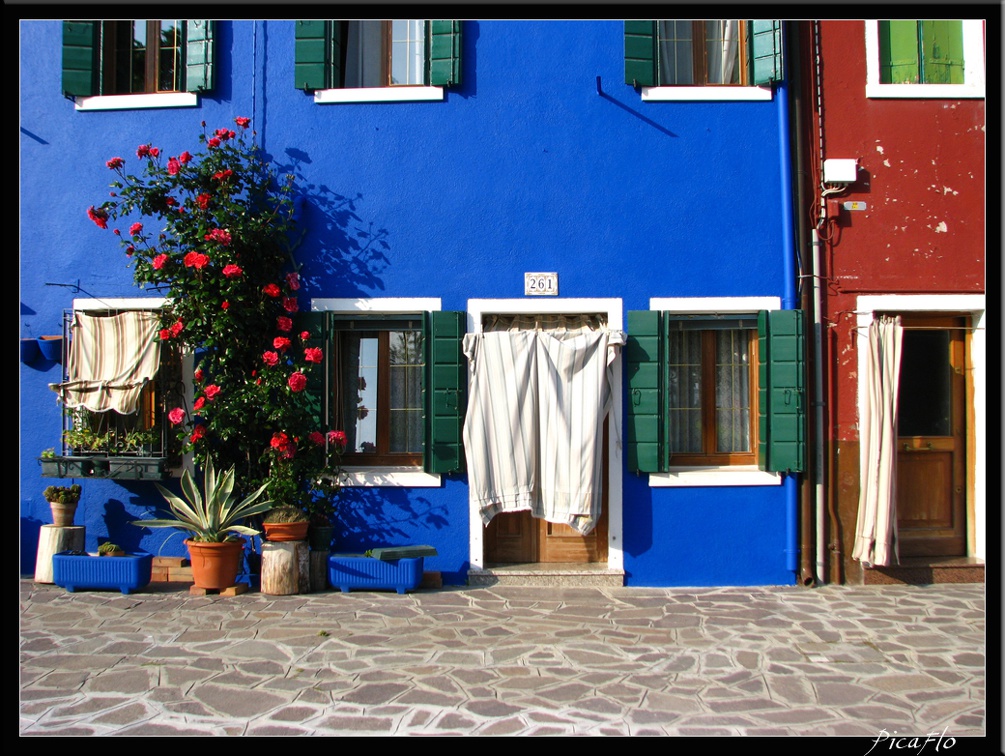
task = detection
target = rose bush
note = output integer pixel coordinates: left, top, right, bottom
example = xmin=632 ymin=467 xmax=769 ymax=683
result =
xmin=90 ymin=118 xmax=344 ymax=515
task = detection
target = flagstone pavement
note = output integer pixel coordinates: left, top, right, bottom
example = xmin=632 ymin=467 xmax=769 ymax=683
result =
xmin=20 ymin=579 xmax=988 ymax=739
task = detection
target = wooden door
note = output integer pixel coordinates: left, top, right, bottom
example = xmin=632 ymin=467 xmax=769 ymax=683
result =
xmin=895 ymin=315 xmax=967 ymax=557
xmin=484 ymin=423 xmax=609 ymax=564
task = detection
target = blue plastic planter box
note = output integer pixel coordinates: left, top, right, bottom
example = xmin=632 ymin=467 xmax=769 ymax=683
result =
xmin=328 ymin=554 xmax=424 ymax=594
xmin=52 ymin=552 xmax=153 ymax=595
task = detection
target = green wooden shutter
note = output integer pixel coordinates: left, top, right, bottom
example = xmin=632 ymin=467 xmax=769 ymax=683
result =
xmin=184 ymin=20 xmax=215 ymax=93
xmin=748 ymin=19 xmax=784 ymax=85
xmin=297 ymin=311 xmax=329 ymax=434
xmin=878 ymin=20 xmax=920 ymax=84
xmin=624 ymin=21 xmax=658 ymax=87
xmin=920 ymin=20 xmax=964 ymax=85
xmin=423 ymin=311 xmax=466 ymax=474
xmin=62 ymin=21 xmax=98 ymax=97
xmin=757 ymin=310 xmax=805 ymax=473
xmin=295 ymin=20 xmax=331 ymax=91
xmin=428 ymin=20 xmax=462 ymax=86
xmin=626 ymin=310 xmax=666 ymax=473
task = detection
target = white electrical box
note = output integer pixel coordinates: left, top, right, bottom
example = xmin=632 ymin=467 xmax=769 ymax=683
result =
xmin=823 ymin=158 xmax=858 ymax=184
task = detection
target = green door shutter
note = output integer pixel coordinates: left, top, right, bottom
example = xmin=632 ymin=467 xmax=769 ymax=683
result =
xmin=185 ymin=20 xmax=215 ymax=93
xmin=297 ymin=311 xmax=330 ymax=434
xmin=748 ymin=19 xmax=784 ymax=85
xmin=626 ymin=310 xmax=666 ymax=473
xmin=62 ymin=21 xmax=97 ymax=97
xmin=424 ymin=311 xmax=467 ymax=474
xmin=428 ymin=20 xmax=462 ymax=86
xmin=879 ymin=20 xmax=921 ymax=84
xmin=757 ymin=310 xmax=805 ymax=473
xmin=295 ymin=20 xmax=331 ymax=91
xmin=624 ymin=21 xmax=658 ymax=87
xmin=920 ymin=20 xmax=964 ymax=84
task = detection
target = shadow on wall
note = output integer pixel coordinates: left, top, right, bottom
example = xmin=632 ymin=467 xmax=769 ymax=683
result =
xmin=333 ymin=487 xmax=450 ymax=552
xmin=274 ymin=147 xmax=391 ymax=297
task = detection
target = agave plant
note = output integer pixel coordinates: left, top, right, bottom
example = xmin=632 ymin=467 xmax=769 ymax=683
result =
xmin=133 ymin=456 xmax=273 ymax=543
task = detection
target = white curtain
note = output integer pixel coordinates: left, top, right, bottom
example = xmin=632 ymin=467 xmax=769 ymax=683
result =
xmin=852 ymin=315 xmax=904 ymax=567
xmin=462 ymin=319 xmax=624 ymax=535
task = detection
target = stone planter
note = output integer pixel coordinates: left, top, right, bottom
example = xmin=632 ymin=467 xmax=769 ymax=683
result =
xmin=328 ymin=555 xmax=424 ymax=594
xmin=52 ymin=551 xmax=153 ymax=595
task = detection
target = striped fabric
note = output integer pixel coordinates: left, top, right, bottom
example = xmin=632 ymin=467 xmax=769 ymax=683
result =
xmin=51 ymin=310 xmax=162 ymax=415
xmin=462 ymin=322 xmax=625 ymax=535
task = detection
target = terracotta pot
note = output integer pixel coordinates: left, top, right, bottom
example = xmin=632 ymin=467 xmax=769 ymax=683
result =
xmin=49 ymin=501 xmax=78 ymax=527
xmin=185 ymin=539 xmax=244 ymax=590
xmin=262 ymin=521 xmax=309 ymax=542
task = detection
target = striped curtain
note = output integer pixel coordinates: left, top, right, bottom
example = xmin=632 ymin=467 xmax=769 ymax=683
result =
xmin=51 ymin=310 xmax=162 ymax=415
xmin=462 ymin=318 xmax=625 ymax=535
xmin=852 ymin=315 xmax=904 ymax=567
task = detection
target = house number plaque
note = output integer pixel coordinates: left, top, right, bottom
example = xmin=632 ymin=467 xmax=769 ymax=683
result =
xmin=525 ymin=272 xmax=558 ymax=296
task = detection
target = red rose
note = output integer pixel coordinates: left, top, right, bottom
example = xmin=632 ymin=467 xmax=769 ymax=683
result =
xmin=208 ymin=137 xmax=221 ymax=149
xmin=328 ymin=430 xmax=347 ymax=451
xmin=204 ymin=229 xmax=232 ymax=245
xmin=212 ymin=169 xmax=233 ymax=182
xmin=148 ymin=147 xmax=160 ymax=158
xmin=283 ymin=297 xmax=299 ymax=314
xmin=288 ymin=372 xmax=308 ymax=393
xmin=271 ymin=432 xmax=289 ymax=450
xmin=276 ymin=316 xmax=293 ymax=332
xmin=193 ymin=396 xmax=206 ymax=411
xmin=190 ymin=425 xmax=207 ymax=443
xmin=300 ymin=331 xmax=310 ymax=341
xmin=222 ymin=264 xmax=243 ymax=278
xmin=262 ymin=351 xmax=279 ymax=366
xmin=170 ymin=320 xmax=184 ymax=337
xmin=309 ymin=431 xmax=324 ymax=446
xmin=286 ymin=272 xmax=301 ymax=291
xmin=159 ymin=329 xmax=171 ymax=340
xmin=168 ymin=407 xmax=186 ymax=425
xmin=221 ymin=301 xmax=230 ymax=310
xmin=184 ymin=252 xmax=210 ymax=269
xmin=194 ymin=368 xmax=204 ymax=382
xmin=235 ymin=116 xmax=251 ymax=128
xmin=136 ymin=144 xmax=150 ymax=158
xmin=179 ymin=151 xmax=192 ymax=164
xmin=263 ymin=283 xmax=281 ymax=298
xmin=204 ymin=384 xmax=221 ymax=400
xmin=152 ymin=254 xmax=168 ymax=270
xmin=129 ymin=222 xmax=143 ymax=236
xmin=87 ymin=206 xmax=109 ymax=229
xmin=273 ymin=337 xmax=291 ymax=352
xmin=106 ymin=157 xmax=124 ymax=170
xmin=196 ymin=193 xmax=211 ymax=210
xmin=167 ymin=157 xmax=180 ymax=175
xmin=304 ymin=347 xmax=323 ymax=363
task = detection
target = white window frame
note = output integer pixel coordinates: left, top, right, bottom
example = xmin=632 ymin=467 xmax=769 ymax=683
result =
xmin=642 ymin=86 xmax=772 ymax=102
xmin=314 ymin=87 xmax=444 ymax=104
xmin=864 ymin=20 xmax=986 ymax=99
xmin=311 ymin=297 xmax=442 ymax=488
xmin=74 ymin=93 xmax=199 ymax=111
xmin=648 ymin=296 xmax=783 ymax=488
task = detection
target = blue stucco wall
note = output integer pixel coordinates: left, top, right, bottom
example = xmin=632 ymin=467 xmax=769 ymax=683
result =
xmin=20 ymin=20 xmax=796 ymax=585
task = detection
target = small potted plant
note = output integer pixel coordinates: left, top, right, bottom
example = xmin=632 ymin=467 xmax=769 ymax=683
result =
xmin=131 ymin=456 xmax=273 ymax=591
xmin=43 ymin=484 xmax=82 ymax=527
xmin=262 ymin=505 xmax=309 ymax=542
xmin=97 ymin=542 xmax=126 ymax=557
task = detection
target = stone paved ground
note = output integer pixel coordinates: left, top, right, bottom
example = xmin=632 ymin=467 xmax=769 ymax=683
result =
xmin=19 ymin=579 xmax=987 ymax=738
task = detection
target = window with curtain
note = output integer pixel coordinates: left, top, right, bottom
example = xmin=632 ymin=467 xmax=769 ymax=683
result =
xmin=658 ymin=20 xmax=745 ymax=85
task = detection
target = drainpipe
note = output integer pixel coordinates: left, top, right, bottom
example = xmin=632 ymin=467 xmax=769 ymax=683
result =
xmin=775 ymin=37 xmax=798 ymax=578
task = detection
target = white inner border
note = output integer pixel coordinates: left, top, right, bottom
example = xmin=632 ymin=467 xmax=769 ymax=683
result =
xmin=642 ymin=86 xmax=772 ymax=102
xmin=648 ymin=296 xmax=783 ymax=488
xmin=311 ymin=297 xmax=443 ymax=488
xmin=74 ymin=93 xmax=199 ymax=111
xmin=314 ymin=86 xmax=445 ymax=104
xmin=864 ymin=20 xmax=986 ymax=99
xmin=466 ymin=298 xmax=624 ymax=573
xmin=856 ymin=294 xmax=986 ymax=560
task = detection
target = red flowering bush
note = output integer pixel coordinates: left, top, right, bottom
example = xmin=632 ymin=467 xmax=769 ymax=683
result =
xmin=89 ymin=117 xmax=344 ymax=515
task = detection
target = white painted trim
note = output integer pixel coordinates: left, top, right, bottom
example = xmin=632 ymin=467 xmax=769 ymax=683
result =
xmin=312 ymin=297 xmax=441 ymax=313
xmin=855 ymin=294 xmax=986 ymax=559
xmin=864 ymin=20 xmax=985 ymax=99
xmin=651 ymin=467 xmax=781 ymax=487
xmin=651 ymin=296 xmax=781 ymax=313
xmin=314 ymin=86 xmax=445 ymax=104
xmin=342 ymin=467 xmax=442 ymax=488
xmin=74 ymin=93 xmax=199 ymax=111
xmin=642 ymin=86 xmax=772 ymax=102
xmin=465 ymin=298 xmax=625 ymax=574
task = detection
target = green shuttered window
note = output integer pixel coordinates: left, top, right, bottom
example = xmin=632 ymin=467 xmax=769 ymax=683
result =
xmin=627 ymin=309 xmax=805 ymax=474
xmin=294 ymin=20 xmax=462 ymax=91
xmin=62 ymin=20 xmax=215 ymax=97
xmin=878 ymin=21 xmax=964 ymax=85
xmin=624 ymin=19 xmax=783 ymax=87
xmin=297 ymin=310 xmax=466 ymax=475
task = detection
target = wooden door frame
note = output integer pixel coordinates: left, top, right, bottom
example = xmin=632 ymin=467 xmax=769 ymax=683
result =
xmin=466 ymin=298 xmax=624 ymax=572
xmin=856 ymin=295 xmax=986 ymax=560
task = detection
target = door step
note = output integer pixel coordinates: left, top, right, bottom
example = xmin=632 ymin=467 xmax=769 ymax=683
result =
xmin=468 ymin=562 xmax=624 ymax=587
xmin=863 ymin=556 xmax=985 ymax=585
